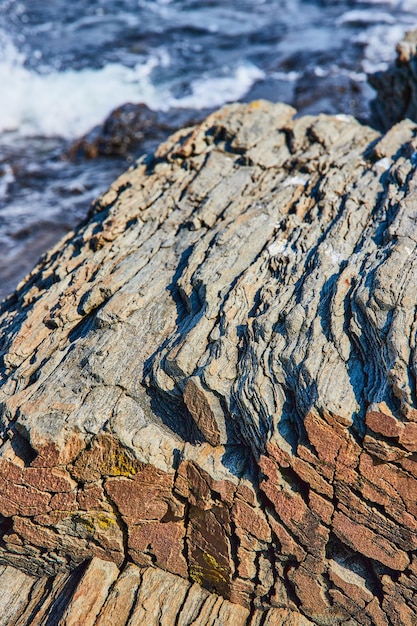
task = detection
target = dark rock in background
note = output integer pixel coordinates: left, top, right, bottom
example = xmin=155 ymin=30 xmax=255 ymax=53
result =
xmin=67 ymin=102 xmax=211 ymax=160
xmin=369 ymin=29 xmax=417 ymax=130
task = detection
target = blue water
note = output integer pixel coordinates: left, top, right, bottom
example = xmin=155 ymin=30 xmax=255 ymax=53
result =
xmin=0 ymin=0 xmax=417 ymax=298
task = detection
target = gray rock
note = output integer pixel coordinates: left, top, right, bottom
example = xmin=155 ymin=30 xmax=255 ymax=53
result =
xmin=1 ymin=100 xmax=417 ymax=623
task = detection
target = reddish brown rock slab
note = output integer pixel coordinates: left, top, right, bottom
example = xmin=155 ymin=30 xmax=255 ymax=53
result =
xmin=104 ymin=470 xmax=176 ymax=523
xmin=30 ymin=435 xmax=85 ymax=469
xmin=0 ymin=478 xmax=51 ymax=517
xmin=260 ymin=455 xmax=329 ymax=559
xmin=327 ymin=559 xmax=373 ymax=609
xmin=381 ymin=574 xmax=417 ymax=626
xmin=399 ymin=422 xmax=417 ymax=452
xmin=23 ymin=467 xmax=76 ymax=493
xmin=174 ymin=459 xmax=237 ymax=509
xmin=303 ymin=411 xmax=346 ymax=476
xmin=232 ymin=499 xmax=271 ymax=544
xmin=358 ymin=451 xmax=417 ymax=523
xmin=265 ymin=513 xmax=307 ymax=563
xmin=187 ymin=503 xmax=233 ymax=599
xmin=129 ymin=520 xmax=188 ymax=577
xmin=77 ymin=483 xmax=108 ymax=511
xmin=287 ymin=557 xmax=345 ymax=624
xmin=333 ymin=511 xmax=409 ymax=572
xmin=70 ymin=434 xmax=142 ymax=483
xmin=363 ymin=598 xmax=390 ymax=626
xmin=365 ymin=404 xmax=404 ymax=438
xmin=183 ymin=376 xmax=225 ymax=446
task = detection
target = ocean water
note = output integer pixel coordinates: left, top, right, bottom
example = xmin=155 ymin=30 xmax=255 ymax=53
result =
xmin=0 ymin=0 xmax=417 ymax=298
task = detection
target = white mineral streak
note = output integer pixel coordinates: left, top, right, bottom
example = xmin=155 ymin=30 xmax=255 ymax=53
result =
xmin=283 ymin=175 xmax=309 ymax=187
xmin=374 ymin=156 xmax=391 ymax=171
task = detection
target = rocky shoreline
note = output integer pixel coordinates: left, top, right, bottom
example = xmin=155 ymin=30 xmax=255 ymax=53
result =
xmin=2 ymin=30 xmax=417 ymax=626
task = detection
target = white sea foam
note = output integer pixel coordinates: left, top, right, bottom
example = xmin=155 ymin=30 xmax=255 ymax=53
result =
xmin=0 ymin=163 xmax=14 ymax=199
xmin=338 ymin=1 xmax=417 ymax=75
xmin=0 ymin=33 xmax=264 ymax=139
xmin=337 ymin=10 xmax=396 ymax=26
xmin=356 ymin=22 xmax=413 ymax=74
xmin=0 ymin=36 xmax=165 ymax=137
xmin=271 ymin=70 xmax=300 ymax=82
xmin=314 ymin=66 xmax=328 ymax=77
xmin=171 ymin=65 xmax=265 ymax=110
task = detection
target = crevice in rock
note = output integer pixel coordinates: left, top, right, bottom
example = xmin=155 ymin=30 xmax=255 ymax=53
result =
xmin=0 ymin=515 xmax=13 ymax=545
xmin=102 ymin=484 xmax=130 ymax=570
xmin=173 ymin=581 xmax=194 ymax=626
xmin=43 ymin=561 xmax=88 ymax=626
xmin=123 ymin=572 xmax=143 ymax=624
xmin=280 ymin=466 xmax=310 ymax=502
xmin=262 ymin=503 xmax=306 ymax=565
xmin=282 ymin=560 xmax=303 ymax=611
xmin=20 ymin=575 xmax=55 ymax=626
xmin=7 ymin=429 xmax=37 ymax=467
xmin=228 ymin=507 xmax=240 ymax=584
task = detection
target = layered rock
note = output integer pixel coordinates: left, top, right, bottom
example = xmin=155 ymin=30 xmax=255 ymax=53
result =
xmin=2 ymin=100 xmax=417 ymax=623
xmin=1 ymin=558 xmax=295 ymax=626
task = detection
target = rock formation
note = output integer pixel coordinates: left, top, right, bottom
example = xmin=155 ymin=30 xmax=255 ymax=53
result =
xmin=2 ymin=99 xmax=417 ymax=624
xmin=67 ymin=102 xmax=209 ymax=160
xmin=0 ymin=557 xmax=311 ymax=625
xmin=370 ymin=28 xmax=417 ymax=130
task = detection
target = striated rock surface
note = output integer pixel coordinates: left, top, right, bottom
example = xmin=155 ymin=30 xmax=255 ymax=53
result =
xmin=2 ymin=100 xmax=417 ymax=623
xmin=370 ymin=28 xmax=417 ymax=130
xmin=0 ymin=557 xmax=295 ymax=626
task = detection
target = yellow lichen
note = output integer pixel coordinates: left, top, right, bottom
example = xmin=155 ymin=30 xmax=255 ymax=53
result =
xmin=103 ymin=452 xmax=138 ymax=477
xmin=72 ymin=512 xmax=116 ymax=534
xmin=189 ymin=553 xmax=228 ymax=588
xmin=97 ymin=514 xmax=115 ymax=530
xmin=202 ymin=552 xmax=226 ymax=570
xmin=190 ymin=565 xmax=204 ymax=586
xmin=72 ymin=513 xmax=95 ymax=534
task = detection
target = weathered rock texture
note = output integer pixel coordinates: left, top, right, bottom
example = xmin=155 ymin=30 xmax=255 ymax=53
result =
xmin=370 ymin=28 xmax=417 ymax=130
xmin=0 ymin=557 xmax=302 ymax=626
xmin=2 ymin=100 xmax=417 ymax=624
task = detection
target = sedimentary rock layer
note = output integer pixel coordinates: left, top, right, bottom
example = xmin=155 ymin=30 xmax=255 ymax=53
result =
xmin=1 ymin=557 xmax=309 ymax=626
xmin=2 ymin=100 xmax=417 ymax=623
